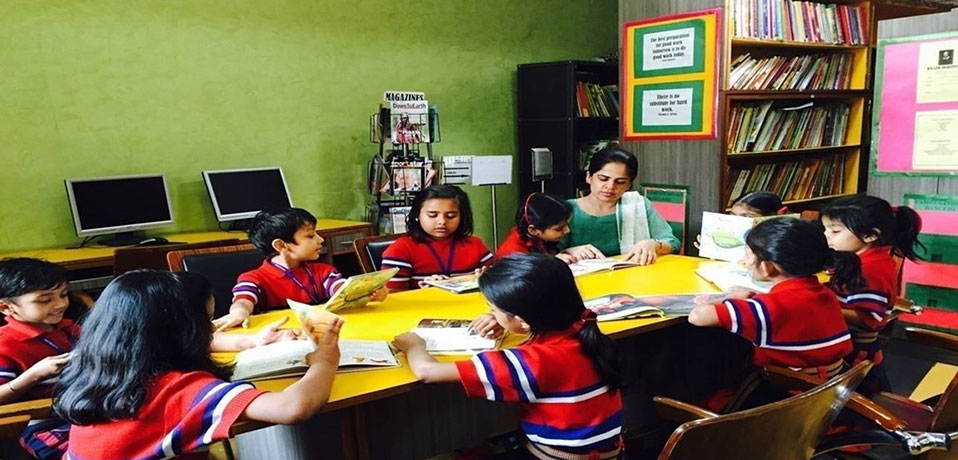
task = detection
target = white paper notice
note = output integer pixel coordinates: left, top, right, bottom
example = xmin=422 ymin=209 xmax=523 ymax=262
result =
xmin=643 ymin=27 xmax=696 ymax=71
xmin=641 ymin=88 xmax=694 ymax=126
xmin=471 ymin=155 xmax=512 ymax=186
xmin=916 ymin=40 xmax=958 ymax=104
xmin=913 ymin=110 xmax=958 ymax=170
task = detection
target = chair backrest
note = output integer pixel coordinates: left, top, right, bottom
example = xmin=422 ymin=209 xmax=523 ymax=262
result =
xmin=904 ymin=328 xmax=958 ymax=439
xmin=113 ymin=239 xmax=240 ymax=275
xmin=167 ymin=244 xmax=261 ymax=318
xmin=799 ymin=210 xmax=820 ymax=221
xmin=353 ymin=234 xmax=402 ymax=273
xmin=657 ymin=361 xmax=871 ymax=460
xmin=638 ymin=183 xmax=690 ymax=255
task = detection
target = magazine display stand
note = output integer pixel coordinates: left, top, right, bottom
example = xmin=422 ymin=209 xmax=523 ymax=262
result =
xmin=367 ymin=105 xmax=441 ymax=234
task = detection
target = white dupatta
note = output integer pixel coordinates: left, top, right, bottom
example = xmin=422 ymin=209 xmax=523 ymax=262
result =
xmin=615 ymin=191 xmax=650 ymax=255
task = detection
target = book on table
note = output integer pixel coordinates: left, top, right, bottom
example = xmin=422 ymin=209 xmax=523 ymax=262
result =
xmin=584 ymin=292 xmax=727 ymax=321
xmin=411 ymin=318 xmax=501 ymax=355
xmin=422 ymin=273 xmax=479 ymax=294
xmin=568 ymin=258 xmax=641 ymax=277
xmin=695 ymin=261 xmax=773 ymax=294
xmin=230 ymin=339 xmax=399 ymax=381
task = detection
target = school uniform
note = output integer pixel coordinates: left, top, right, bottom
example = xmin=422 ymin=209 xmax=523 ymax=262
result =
xmin=380 ymin=235 xmax=493 ymax=290
xmin=66 ymin=370 xmax=264 ymax=460
xmin=706 ymin=277 xmax=853 ymax=412
xmin=494 ymin=228 xmax=548 ymax=260
xmin=0 ymin=318 xmax=79 ymax=460
xmin=456 ymin=323 xmax=623 ymax=460
xmin=828 ymin=246 xmax=898 ymax=366
xmin=231 ymin=260 xmax=346 ymax=310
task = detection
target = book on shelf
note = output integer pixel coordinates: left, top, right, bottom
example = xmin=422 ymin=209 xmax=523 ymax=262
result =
xmin=576 ymin=81 xmax=619 ymax=118
xmin=286 ymin=268 xmax=397 ymax=314
xmin=578 ymin=139 xmax=616 ymax=172
xmin=568 ymin=258 xmax=641 ymax=277
xmin=411 ymin=318 xmax=501 ymax=355
xmin=725 ymin=154 xmax=845 ymax=206
xmin=423 ymin=273 xmax=480 ymax=293
xmin=729 ymin=52 xmax=853 ymax=91
xmin=695 ymin=262 xmax=774 ymax=294
xmin=584 ymin=292 xmax=728 ymax=321
xmin=698 ymin=212 xmax=801 ymax=262
xmin=230 ymin=339 xmax=400 ymax=381
xmin=727 ymin=101 xmax=850 ymax=154
xmin=731 ymin=0 xmax=867 ymax=45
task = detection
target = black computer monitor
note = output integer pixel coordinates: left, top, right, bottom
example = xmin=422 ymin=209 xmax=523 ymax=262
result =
xmin=65 ymin=174 xmax=174 ymax=246
xmin=202 ymin=167 xmax=293 ymax=223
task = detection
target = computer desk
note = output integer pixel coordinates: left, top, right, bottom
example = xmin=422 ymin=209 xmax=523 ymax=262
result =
xmin=0 ymin=219 xmax=372 ymax=272
xmin=217 ymin=255 xmax=720 ymax=460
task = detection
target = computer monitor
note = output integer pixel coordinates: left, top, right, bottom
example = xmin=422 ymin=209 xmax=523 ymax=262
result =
xmin=65 ymin=174 xmax=174 ymax=246
xmin=202 ymin=167 xmax=293 ymax=223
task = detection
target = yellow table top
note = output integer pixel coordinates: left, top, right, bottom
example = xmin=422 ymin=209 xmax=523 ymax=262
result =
xmin=223 ymin=255 xmax=720 ymax=412
xmin=0 ymin=219 xmax=369 ymax=268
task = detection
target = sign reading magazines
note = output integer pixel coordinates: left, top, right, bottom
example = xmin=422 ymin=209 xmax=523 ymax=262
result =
xmin=622 ymin=9 xmax=721 ymax=140
xmin=385 ymin=91 xmax=430 ymax=144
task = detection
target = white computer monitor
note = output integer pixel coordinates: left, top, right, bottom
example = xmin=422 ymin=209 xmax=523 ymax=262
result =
xmin=65 ymin=174 xmax=174 ymax=244
xmin=202 ymin=167 xmax=293 ymax=222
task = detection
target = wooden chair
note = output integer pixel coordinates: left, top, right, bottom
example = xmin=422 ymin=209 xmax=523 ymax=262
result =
xmin=639 ymin=183 xmax=690 ymax=255
xmin=352 ymin=234 xmax=401 ymax=273
xmin=113 ymin=238 xmax=240 ymax=275
xmin=653 ymin=361 xmax=872 ymax=460
xmin=166 ymin=243 xmax=261 ymax=318
xmin=800 ymin=210 xmax=820 ymax=221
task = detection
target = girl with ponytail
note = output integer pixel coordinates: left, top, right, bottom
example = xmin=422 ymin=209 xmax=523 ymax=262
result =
xmin=689 ymin=218 xmax=857 ymax=411
xmin=393 ymin=253 xmax=624 ymax=460
xmin=820 ymin=194 xmax=925 ymax=392
xmin=495 ymin=193 xmax=576 ymax=263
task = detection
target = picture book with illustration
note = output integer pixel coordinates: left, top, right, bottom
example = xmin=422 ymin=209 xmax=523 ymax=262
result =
xmin=287 ymin=268 xmax=398 ymax=314
xmin=412 ymin=318 xmax=500 ymax=354
xmin=584 ymin=292 xmax=727 ymax=321
xmin=423 ymin=274 xmax=480 ymax=294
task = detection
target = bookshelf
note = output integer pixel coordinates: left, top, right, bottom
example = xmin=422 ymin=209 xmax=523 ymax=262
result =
xmin=516 ymin=61 xmax=620 ymax=198
xmin=720 ymin=0 xmax=873 ymax=210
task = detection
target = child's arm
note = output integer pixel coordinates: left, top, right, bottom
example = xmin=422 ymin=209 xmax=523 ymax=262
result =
xmin=392 ymin=333 xmax=460 ymax=383
xmin=239 ymin=317 xmax=343 ymax=425
xmin=213 ymin=299 xmax=254 ymax=332
xmin=688 ymin=303 xmax=721 ymax=327
xmin=0 ymin=354 xmax=70 ymax=404
xmin=468 ymin=313 xmax=504 ymax=339
xmin=841 ymin=308 xmax=868 ymax=328
xmin=211 ymin=317 xmax=303 ymax=352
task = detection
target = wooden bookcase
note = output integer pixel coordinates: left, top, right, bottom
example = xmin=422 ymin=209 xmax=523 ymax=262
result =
xmin=719 ymin=0 xmax=872 ymax=210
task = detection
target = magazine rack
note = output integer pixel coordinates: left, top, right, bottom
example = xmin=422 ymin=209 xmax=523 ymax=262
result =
xmin=367 ymin=107 xmax=442 ymax=234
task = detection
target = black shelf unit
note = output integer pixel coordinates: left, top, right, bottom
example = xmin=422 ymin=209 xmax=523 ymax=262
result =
xmin=516 ymin=60 xmax=620 ymax=198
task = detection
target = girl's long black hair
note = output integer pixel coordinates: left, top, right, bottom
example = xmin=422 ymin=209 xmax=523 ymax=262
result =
xmin=406 ymin=184 xmax=474 ymax=243
xmin=821 ymin=194 xmax=925 ymax=261
xmin=515 ymin=193 xmax=571 ymax=249
xmin=54 ymin=270 xmax=229 ymax=425
xmin=746 ymin=218 xmax=864 ymax=291
xmin=477 ymin=253 xmax=621 ymax=390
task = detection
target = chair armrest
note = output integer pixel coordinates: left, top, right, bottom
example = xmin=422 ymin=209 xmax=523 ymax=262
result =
xmin=905 ymin=327 xmax=958 ymax=352
xmin=873 ymin=391 xmax=935 ymax=431
xmin=653 ymin=396 xmax=718 ymax=424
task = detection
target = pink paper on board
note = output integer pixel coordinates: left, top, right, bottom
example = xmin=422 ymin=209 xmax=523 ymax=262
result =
xmin=650 ymin=202 xmax=686 ymax=223
xmin=914 ymin=210 xmax=958 ymax=236
xmin=877 ymin=40 xmax=958 ymax=172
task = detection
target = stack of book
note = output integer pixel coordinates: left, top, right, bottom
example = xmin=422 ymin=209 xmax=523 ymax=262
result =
xmin=731 ymin=0 xmax=867 ymax=45
xmin=726 ymin=101 xmax=849 ymax=153
xmin=725 ymin=154 xmax=846 ymax=206
xmin=575 ymin=82 xmax=619 ymax=118
xmin=729 ymin=52 xmax=853 ymax=91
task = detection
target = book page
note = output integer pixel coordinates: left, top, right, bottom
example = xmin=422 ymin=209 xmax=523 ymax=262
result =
xmin=339 ymin=340 xmax=399 ymax=369
xmin=413 ymin=319 xmax=498 ymax=354
xmin=423 ymin=274 xmax=479 ymax=293
xmin=324 ymin=268 xmax=398 ymax=312
xmin=698 ymin=212 xmax=755 ymax=262
xmin=568 ymin=258 xmax=638 ymax=277
xmin=695 ymin=262 xmax=773 ymax=294
xmin=231 ymin=339 xmax=315 ymax=381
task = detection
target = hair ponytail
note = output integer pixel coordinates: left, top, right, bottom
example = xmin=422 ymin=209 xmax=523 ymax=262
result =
xmin=515 ymin=193 xmax=572 ymax=244
xmin=576 ymin=321 xmax=621 ymax=391
xmin=893 ymin=206 xmax=925 ymax=261
xmin=829 ymin=250 xmax=865 ymax=292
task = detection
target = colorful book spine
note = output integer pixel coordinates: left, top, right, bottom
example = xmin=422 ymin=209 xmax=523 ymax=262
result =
xmin=732 ymin=0 xmax=867 ymax=45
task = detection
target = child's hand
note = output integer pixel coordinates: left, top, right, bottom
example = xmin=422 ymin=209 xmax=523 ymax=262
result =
xmin=556 ymin=252 xmax=578 ymax=264
xmin=468 ymin=313 xmax=504 ymax=339
xmin=418 ymin=274 xmax=449 ymax=288
xmin=566 ymin=244 xmax=604 ymax=261
xmin=26 ymin=353 xmax=71 ymax=381
xmin=305 ymin=316 xmax=343 ymax=368
xmin=213 ymin=310 xmax=250 ymax=332
xmin=370 ymin=287 xmax=389 ymax=303
xmin=725 ymin=286 xmax=757 ymax=300
xmin=694 ymin=234 xmax=702 ymax=249
xmin=391 ymin=332 xmax=426 ymax=353
xmin=473 ymin=266 xmax=489 ymax=277
xmin=252 ymin=317 xmax=304 ymax=347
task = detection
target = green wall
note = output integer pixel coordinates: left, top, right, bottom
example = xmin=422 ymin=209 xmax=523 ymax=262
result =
xmin=0 ymin=0 xmax=617 ymax=252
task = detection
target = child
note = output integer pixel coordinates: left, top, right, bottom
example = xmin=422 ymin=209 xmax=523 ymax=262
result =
xmin=495 ymin=193 xmax=576 ymax=263
xmin=820 ymin=195 xmax=923 ymax=390
xmin=393 ymin=254 xmax=624 ymax=460
xmin=0 ymin=258 xmax=74 ymax=460
xmin=215 ymin=207 xmax=385 ymax=330
xmin=381 ymin=185 xmax=493 ymax=291
xmin=689 ymin=218 xmax=859 ymax=412
xmin=54 ymin=270 xmax=343 ymax=460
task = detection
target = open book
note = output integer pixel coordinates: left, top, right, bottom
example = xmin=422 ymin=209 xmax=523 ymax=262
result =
xmin=412 ymin=319 xmax=500 ymax=355
xmin=699 ymin=212 xmax=801 ymax=262
xmin=286 ymin=268 xmax=397 ymax=315
xmin=230 ymin=339 xmax=399 ymax=381
xmin=423 ymin=274 xmax=479 ymax=294
xmin=695 ymin=263 xmax=773 ymax=294
xmin=584 ymin=292 xmax=727 ymax=321
xmin=568 ymin=258 xmax=640 ymax=277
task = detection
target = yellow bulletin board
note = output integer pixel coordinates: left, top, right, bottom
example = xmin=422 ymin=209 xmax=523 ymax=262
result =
xmin=622 ymin=8 xmax=721 ymax=140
